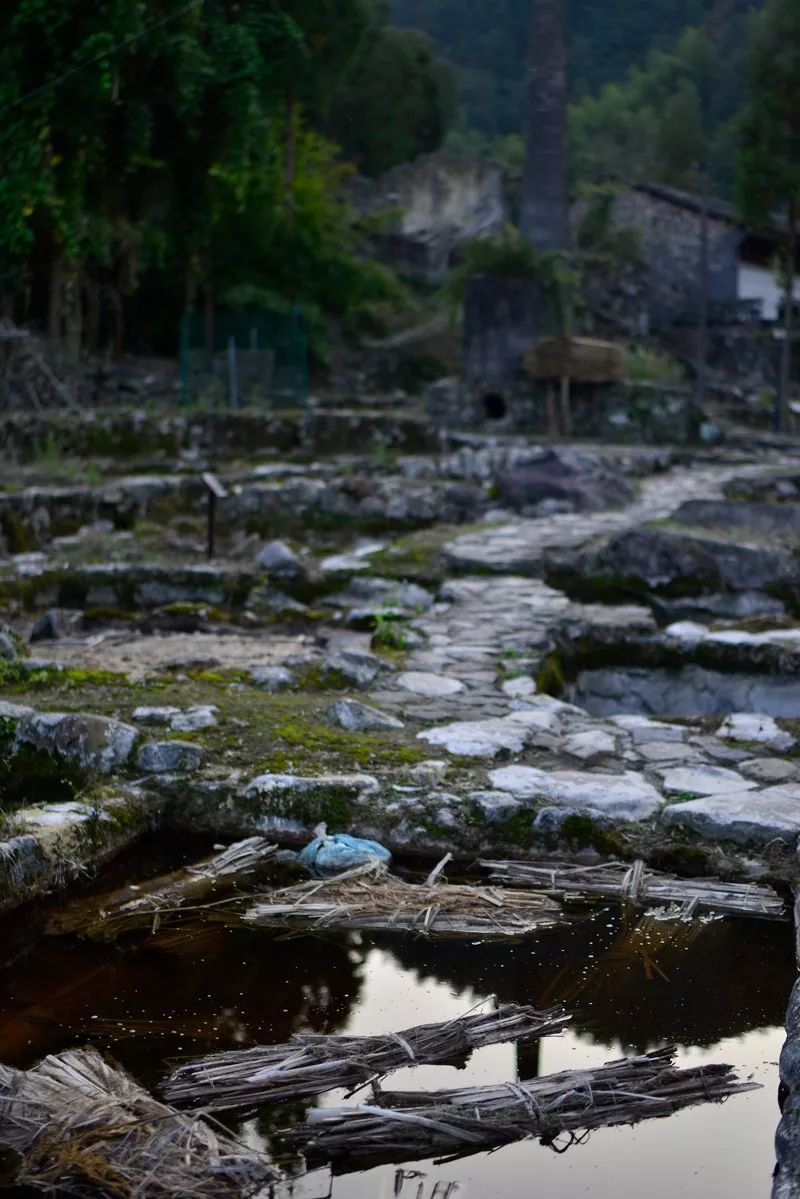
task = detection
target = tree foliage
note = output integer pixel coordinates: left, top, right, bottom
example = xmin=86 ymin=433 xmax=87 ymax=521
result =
xmin=569 ymin=28 xmax=714 ymax=192
xmin=446 ymin=225 xmax=582 ymax=334
xmin=328 ymin=26 xmax=455 ymax=176
xmin=0 ymin=0 xmax=451 ymax=355
xmin=392 ymin=0 xmax=760 ymax=196
xmin=737 ymin=0 xmax=800 ymax=224
xmin=737 ymin=0 xmax=800 ymax=424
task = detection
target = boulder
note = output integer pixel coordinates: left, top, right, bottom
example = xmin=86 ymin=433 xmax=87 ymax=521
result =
xmin=0 ymin=834 xmax=42 ymax=886
xmin=171 ymin=705 xmax=218 ymax=733
xmin=562 ymin=729 xmax=617 ymax=764
xmin=327 ymin=699 xmax=404 ymax=732
xmin=502 ymin=676 xmax=537 ymax=699
xmin=242 ymin=772 xmax=380 ymax=836
xmin=247 ymin=586 xmax=308 ymax=616
xmin=717 ymin=712 xmax=795 ymax=752
xmin=15 ymin=712 xmax=138 ymax=773
xmin=533 ymin=806 xmax=611 ymax=834
xmin=132 ymin=706 xmax=181 ymax=726
xmin=397 ymin=671 xmax=465 ymax=698
xmin=321 ymin=650 xmax=391 ymax=688
xmin=671 ymin=499 xmax=800 ymax=538
xmin=470 ymin=791 xmax=524 ymax=824
xmin=658 ymin=765 xmax=757 ymax=798
xmin=611 ymin=715 xmax=687 ymax=744
xmin=496 ymin=448 xmax=633 ymax=514
xmin=662 ymin=785 xmax=800 ymax=845
xmin=739 ymin=757 xmax=800 ymax=784
xmin=593 ymin=529 xmax=722 ymax=594
xmin=131 ymin=705 xmax=218 ymax=732
xmin=137 ymin=740 xmax=204 ymax=773
xmin=248 ymin=665 xmax=297 ymax=692
xmin=417 ymin=709 xmax=560 ymax=758
xmin=29 ymin=608 xmax=84 ymax=643
xmin=488 ymin=765 xmax=662 ymax=821
xmin=330 ymin=577 xmax=433 ymax=612
xmin=255 ymin=540 xmax=305 ymax=579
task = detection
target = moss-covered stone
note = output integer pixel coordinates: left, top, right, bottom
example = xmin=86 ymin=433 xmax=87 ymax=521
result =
xmin=0 ymin=716 xmax=89 ymax=810
xmin=558 ymin=814 xmax=627 ymax=856
xmin=535 ymin=651 xmax=565 ymax=698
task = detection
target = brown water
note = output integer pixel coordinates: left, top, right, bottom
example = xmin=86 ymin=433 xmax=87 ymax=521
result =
xmin=0 ymin=847 xmax=793 ymax=1199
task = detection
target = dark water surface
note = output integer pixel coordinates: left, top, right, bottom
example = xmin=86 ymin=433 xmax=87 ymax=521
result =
xmin=0 ymin=847 xmax=793 ymax=1199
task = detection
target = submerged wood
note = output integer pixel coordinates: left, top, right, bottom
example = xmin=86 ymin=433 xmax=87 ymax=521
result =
xmin=51 ymin=837 xmax=278 ymax=940
xmin=241 ymin=860 xmax=563 ymax=938
xmin=163 ymin=1003 xmax=569 ymax=1112
xmin=481 ymin=858 xmax=786 ymax=920
xmin=289 ymin=1046 xmax=758 ymax=1169
xmin=0 ymin=1047 xmax=277 ymax=1197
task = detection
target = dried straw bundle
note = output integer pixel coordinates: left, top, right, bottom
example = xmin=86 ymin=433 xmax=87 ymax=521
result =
xmin=289 ymin=1046 xmax=758 ymax=1168
xmin=163 ymin=1003 xmax=569 ymax=1112
xmin=241 ymin=860 xmax=562 ymax=938
xmin=0 ymin=1047 xmax=277 ymax=1197
xmin=481 ymin=859 xmax=785 ymax=920
xmin=52 ymin=837 xmax=278 ymax=941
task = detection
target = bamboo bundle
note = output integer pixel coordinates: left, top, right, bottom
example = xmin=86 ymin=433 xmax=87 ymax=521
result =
xmin=163 ymin=1003 xmax=569 ymax=1112
xmin=0 ymin=1047 xmax=277 ymax=1197
xmin=241 ymin=860 xmax=563 ymax=938
xmin=51 ymin=837 xmax=278 ymax=940
xmin=524 ymin=336 xmax=625 ymax=383
xmin=480 ymin=859 xmax=786 ymax=920
xmin=289 ymin=1047 xmax=758 ymax=1169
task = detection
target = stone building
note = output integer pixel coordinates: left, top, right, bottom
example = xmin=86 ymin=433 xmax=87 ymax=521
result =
xmin=607 ymin=182 xmax=794 ymax=330
xmin=458 ymin=180 xmax=798 ymax=409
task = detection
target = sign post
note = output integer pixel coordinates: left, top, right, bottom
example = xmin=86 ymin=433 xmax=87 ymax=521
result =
xmin=201 ymin=472 xmax=228 ymax=560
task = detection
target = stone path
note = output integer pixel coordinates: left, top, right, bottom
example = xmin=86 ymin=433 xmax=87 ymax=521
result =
xmin=6 ymin=449 xmax=800 ymax=904
xmin=445 ymin=458 xmax=787 ymax=573
xmin=359 ymin=455 xmax=800 ymax=851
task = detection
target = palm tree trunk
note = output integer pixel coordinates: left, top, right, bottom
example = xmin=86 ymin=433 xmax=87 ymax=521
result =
xmin=521 ymin=0 xmax=569 ymax=252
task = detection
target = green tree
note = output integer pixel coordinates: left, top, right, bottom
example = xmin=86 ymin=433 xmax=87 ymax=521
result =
xmin=0 ymin=0 xmax=147 ymax=352
xmin=656 ymin=79 xmax=705 ymax=187
xmin=737 ymin=0 xmax=800 ymax=429
xmin=328 ymin=26 xmax=455 ymax=175
xmin=390 ymin=0 xmax=758 ymax=145
xmin=569 ymin=28 xmax=716 ymax=191
xmin=0 ymin=0 xmax=421 ymax=360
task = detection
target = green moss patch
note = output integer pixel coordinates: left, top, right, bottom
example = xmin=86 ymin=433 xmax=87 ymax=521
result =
xmin=535 ymin=652 xmax=564 ymax=698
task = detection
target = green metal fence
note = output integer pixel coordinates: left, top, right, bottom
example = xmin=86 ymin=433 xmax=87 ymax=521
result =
xmin=179 ymin=308 xmax=309 ymax=407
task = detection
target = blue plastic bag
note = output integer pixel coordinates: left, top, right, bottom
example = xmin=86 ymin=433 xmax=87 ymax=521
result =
xmin=297 ymin=823 xmax=391 ymax=876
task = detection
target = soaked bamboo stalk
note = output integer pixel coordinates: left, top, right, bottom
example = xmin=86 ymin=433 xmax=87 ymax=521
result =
xmin=480 ymin=859 xmax=785 ymax=920
xmin=241 ymin=860 xmax=563 ymax=939
xmin=0 ymin=1047 xmax=277 ymax=1197
xmin=163 ymin=1003 xmax=569 ymax=1112
xmin=50 ymin=837 xmax=278 ymax=940
xmin=288 ymin=1047 xmax=758 ymax=1168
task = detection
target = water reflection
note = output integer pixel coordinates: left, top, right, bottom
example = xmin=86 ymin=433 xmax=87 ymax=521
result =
xmin=0 ymin=899 xmax=792 ymax=1198
xmin=377 ymin=906 xmax=794 ymax=1051
xmin=0 ymin=927 xmax=364 ymax=1086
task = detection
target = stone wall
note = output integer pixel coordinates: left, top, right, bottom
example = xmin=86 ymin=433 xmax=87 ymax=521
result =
xmin=349 ymin=152 xmax=506 ymax=278
xmin=427 ymin=373 xmax=709 ymax=445
xmin=608 ymin=187 xmax=741 ymax=328
xmin=461 ymin=275 xmax=544 ymax=396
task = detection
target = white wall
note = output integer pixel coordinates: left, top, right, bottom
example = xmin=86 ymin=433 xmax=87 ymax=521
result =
xmin=738 ymin=263 xmax=800 ymax=320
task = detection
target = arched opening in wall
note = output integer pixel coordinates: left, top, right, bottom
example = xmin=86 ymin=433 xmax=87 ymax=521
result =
xmin=482 ymin=392 xmax=507 ymax=421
